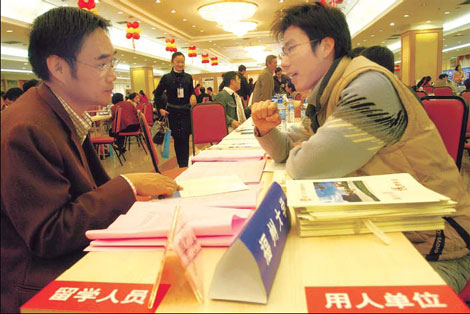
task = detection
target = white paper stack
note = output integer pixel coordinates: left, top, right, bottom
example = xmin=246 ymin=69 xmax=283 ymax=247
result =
xmin=286 ymin=173 xmax=456 ymax=238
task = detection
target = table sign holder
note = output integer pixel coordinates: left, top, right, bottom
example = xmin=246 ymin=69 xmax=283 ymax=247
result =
xmin=209 ymin=182 xmax=290 ymax=304
xmin=148 ymin=204 xmax=204 ymax=309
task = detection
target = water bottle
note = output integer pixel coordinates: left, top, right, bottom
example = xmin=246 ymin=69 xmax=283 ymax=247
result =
xmin=277 ymin=98 xmax=287 ymax=132
xmin=287 ymin=97 xmax=295 ymax=123
xmin=301 ymin=98 xmax=308 ymax=120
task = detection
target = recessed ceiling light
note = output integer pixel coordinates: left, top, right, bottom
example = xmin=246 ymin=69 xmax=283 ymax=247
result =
xmin=183 ymin=18 xmax=187 ymax=22
xmin=200 ymin=30 xmax=204 ymax=32
xmin=382 ymin=41 xmax=385 ymax=44
xmin=121 ymin=54 xmax=124 ymax=56
xmin=133 ymin=62 xmax=136 ymax=64
xmin=363 ymin=39 xmax=367 ymax=42
xmin=444 ymin=11 xmax=450 ymax=14
xmin=379 ymin=29 xmax=383 ymax=32
xmin=133 ymin=56 xmax=137 ymax=59
xmin=390 ymin=22 xmax=395 ymax=26
xmin=403 ymin=14 xmax=409 ymax=18
xmin=357 ymin=43 xmax=360 ymax=46
xmin=151 ymin=27 xmax=156 ymax=30
xmin=171 ymin=10 xmax=176 ymax=14
xmin=192 ymin=25 xmax=196 ymax=28
xmin=6 ymin=30 xmax=13 ymax=32
xmin=209 ymin=40 xmax=212 ymax=42
xmin=426 ymin=20 xmax=431 ymax=23
xmin=118 ymin=11 xmax=123 ymax=14
xmin=371 ymin=34 xmax=375 ymax=37
xmin=22 ymin=67 xmax=26 ymax=69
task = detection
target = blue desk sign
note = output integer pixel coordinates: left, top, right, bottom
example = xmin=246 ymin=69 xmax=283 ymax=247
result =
xmin=209 ymin=182 xmax=290 ymax=304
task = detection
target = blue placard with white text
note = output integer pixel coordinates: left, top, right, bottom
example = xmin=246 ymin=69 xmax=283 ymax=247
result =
xmin=239 ymin=182 xmax=290 ymax=298
xmin=209 ymin=182 xmax=291 ymax=304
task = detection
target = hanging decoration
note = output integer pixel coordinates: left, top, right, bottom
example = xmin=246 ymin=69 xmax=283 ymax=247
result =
xmin=126 ymin=21 xmax=141 ymax=50
xmin=320 ymin=0 xmax=343 ymax=7
xmin=201 ymin=53 xmax=210 ymax=64
xmin=394 ymin=64 xmax=400 ymax=73
xmin=165 ymin=38 xmax=177 ymax=52
xmin=188 ymin=46 xmax=197 ymax=58
xmin=77 ymin=0 xmax=99 ymax=15
xmin=211 ymin=57 xmax=219 ymax=66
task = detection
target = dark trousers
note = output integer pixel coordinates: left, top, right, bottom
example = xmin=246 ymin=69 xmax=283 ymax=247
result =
xmin=168 ymin=108 xmax=191 ymax=168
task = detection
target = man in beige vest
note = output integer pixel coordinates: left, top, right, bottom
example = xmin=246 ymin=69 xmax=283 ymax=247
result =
xmin=251 ymin=2 xmax=469 ymax=293
xmin=251 ymin=55 xmax=278 ymax=103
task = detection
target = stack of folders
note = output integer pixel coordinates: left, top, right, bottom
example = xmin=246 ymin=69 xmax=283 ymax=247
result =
xmin=286 ymin=173 xmax=456 ymax=240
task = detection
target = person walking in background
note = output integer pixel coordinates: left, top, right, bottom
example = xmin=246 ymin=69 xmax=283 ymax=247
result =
xmin=453 ymin=64 xmax=466 ymax=85
xmin=251 ymin=55 xmax=277 ymax=103
xmin=237 ymin=64 xmax=252 ymax=103
xmin=153 ymin=51 xmax=197 ymax=168
xmin=248 ymin=77 xmax=254 ymax=94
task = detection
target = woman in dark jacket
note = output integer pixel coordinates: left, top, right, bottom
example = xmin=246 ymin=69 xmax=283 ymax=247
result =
xmin=153 ymin=52 xmax=196 ymax=167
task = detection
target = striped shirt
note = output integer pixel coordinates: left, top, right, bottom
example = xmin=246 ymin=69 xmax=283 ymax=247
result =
xmin=49 ymin=87 xmax=93 ymax=144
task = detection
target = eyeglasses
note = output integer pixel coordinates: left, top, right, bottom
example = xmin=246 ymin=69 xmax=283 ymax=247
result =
xmin=75 ymin=57 xmax=119 ymax=76
xmin=279 ymin=39 xmax=320 ymax=59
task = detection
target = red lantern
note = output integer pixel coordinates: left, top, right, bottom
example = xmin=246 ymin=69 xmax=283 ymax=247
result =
xmin=394 ymin=64 xmax=400 ymax=72
xmin=77 ymin=0 xmax=99 ymax=14
xmin=188 ymin=45 xmax=197 ymax=58
xmin=211 ymin=57 xmax=218 ymax=66
xmin=201 ymin=54 xmax=210 ymax=64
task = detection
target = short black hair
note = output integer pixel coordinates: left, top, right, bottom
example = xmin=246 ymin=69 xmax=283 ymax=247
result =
xmin=5 ymin=87 xmax=24 ymax=102
xmin=112 ymin=93 xmax=124 ymax=104
xmin=207 ymin=87 xmax=213 ymax=92
xmin=272 ymin=2 xmax=351 ymax=59
xmin=22 ymin=79 xmax=40 ymax=92
xmin=223 ymin=71 xmax=241 ymax=87
xmin=238 ymin=64 xmax=246 ymax=72
xmin=439 ymin=74 xmax=448 ymax=80
xmin=28 ymin=7 xmax=110 ymax=81
xmin=139 ymin=90 xmax=146 ymax=96
xmin=275 ymin=67 xmax=282 ymax=73
xmin=464 ymin=78 xmax=470 ymax=90
xmin=287 ymin=81 xmax=296 ymax=91
xmin=128 ymin=92 xmax=138 ymax=101
xmin=171 ymin=51 xmax=185 ymax=61
xmin=360 ymin=46 xmax=394 ymax=73
xmin=200 ymin=86 xmax=206 ymax=94
xmin=351 ymin=46 xmax=366 ymax=57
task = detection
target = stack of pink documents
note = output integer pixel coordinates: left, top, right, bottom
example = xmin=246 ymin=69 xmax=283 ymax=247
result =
xmin=85 ymin=184 xmax=261 ymax=251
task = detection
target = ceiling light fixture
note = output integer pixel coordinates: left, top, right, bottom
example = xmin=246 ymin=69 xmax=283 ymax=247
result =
xmin=222 ymin=21 xmax=257 ymax=37
xmin=198 ymin=1 xmax=257 ymax=24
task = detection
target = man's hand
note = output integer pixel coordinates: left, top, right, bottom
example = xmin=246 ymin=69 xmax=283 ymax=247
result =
xmin=231 ymin=120 xmax=241 ymax=129
xmin=124 ymin=173 xmax=182 ymax=198
xmin=190 ymin=95 xmax=197 ymax=106
xmin=159 ymin=109 xmax=169 ymax=116
xmin=251 ymin=100 xmax=280 ymax=136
